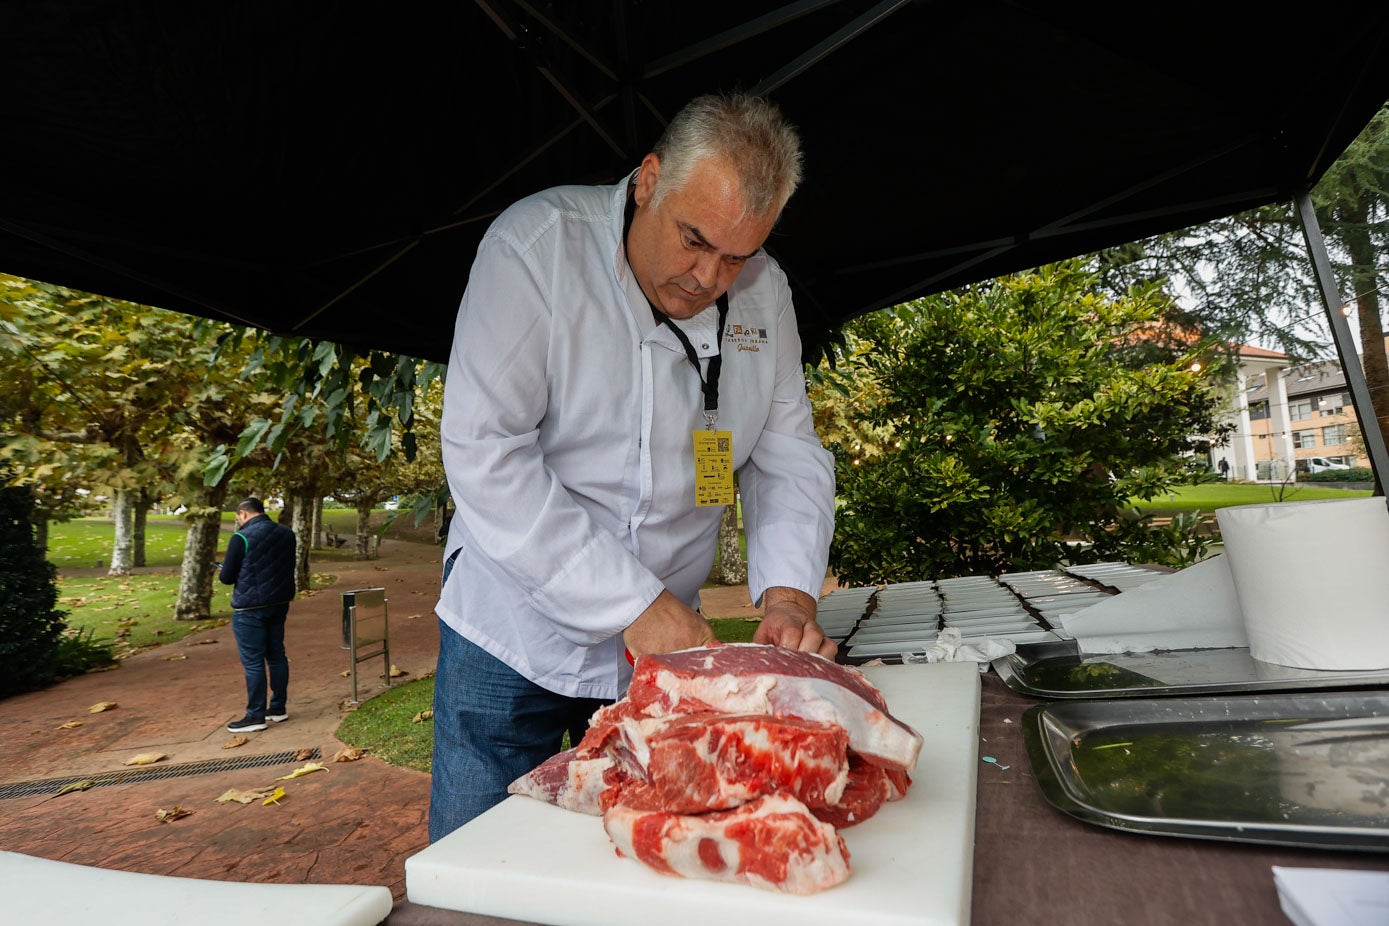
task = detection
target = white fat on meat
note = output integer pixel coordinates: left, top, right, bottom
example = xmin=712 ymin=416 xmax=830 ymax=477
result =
xmin=603 ymin=792 xmax=852 ymax=895
xmin=642 ymin=656 xmax=922 ymax=772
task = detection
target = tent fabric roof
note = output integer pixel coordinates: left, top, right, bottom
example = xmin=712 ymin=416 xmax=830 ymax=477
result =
xmin=3 ymin=2 xmax=1387 ymax=364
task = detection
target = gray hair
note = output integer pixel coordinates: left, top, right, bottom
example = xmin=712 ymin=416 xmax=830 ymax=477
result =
xmin=649 ymin=93 xmax=803 ymax=221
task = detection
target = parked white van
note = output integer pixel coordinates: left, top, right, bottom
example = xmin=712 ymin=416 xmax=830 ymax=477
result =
xmin=1303 ymin=456 xmax=1351 ymax=473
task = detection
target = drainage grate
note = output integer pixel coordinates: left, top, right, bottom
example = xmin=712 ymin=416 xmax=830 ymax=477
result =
xmin=0 ymin=748 xmax=322 ymax=800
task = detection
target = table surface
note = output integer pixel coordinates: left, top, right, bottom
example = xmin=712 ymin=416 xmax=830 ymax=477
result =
xmin=386 ymin=672 xmax=1389 ymax=926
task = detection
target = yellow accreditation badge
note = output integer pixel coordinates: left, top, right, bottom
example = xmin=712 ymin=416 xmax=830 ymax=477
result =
xmin=692 ymin=429 xmax=735 ymax=507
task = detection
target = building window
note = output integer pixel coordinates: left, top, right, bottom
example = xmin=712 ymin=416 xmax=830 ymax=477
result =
xmin=1323 ymin=424 xmax=1348 ymax=446
xmin=1289 ymin=399 xmax=1313 ymax=421
xmin=1249 ymin=401 xmax=1270 ymax=421
xmin=1292 ymin=429 xmax=1318 ymax=449
xmin=1320 ymin=392 xmax=1348 ymax=415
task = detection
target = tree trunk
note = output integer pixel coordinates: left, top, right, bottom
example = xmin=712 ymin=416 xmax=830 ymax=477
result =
xmin=355 ymin=500 xmax=376 ymax=560
xmin=715 ymin=489 xmax=747 ymax=585
xmin=312 ymin=496 xmax=324 ymax=549
xmin=32 ymin=511 xmax=50 ymax=552
xmin=290 ymin=490 xmax=314 ymax=593
xmin=132 ymin=488 xmax=153 ymax=567
xmin=107 ymin=488 xmax=135 ymax=576
xmin=174 ymin=482 xmax=228 ymax=621
xmin=1341 ymin=202 xmax=1389 ymax=477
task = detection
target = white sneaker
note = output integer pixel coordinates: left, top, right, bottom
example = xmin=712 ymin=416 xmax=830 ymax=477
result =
xmin=266 ymin=713 xmax=289 ymax=723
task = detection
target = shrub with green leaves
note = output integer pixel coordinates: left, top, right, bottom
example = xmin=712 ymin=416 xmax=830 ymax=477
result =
xmin=823 ymin=262 xmax=1229 ymax=584
xmin=0 ymin=484 xmax=70 ymax=696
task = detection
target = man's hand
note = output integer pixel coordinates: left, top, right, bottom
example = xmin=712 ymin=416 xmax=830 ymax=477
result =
xmin=623 ymin=589 xmax=716 ymax=659
xmin=753 ymin=586 xmax=837 ymax=659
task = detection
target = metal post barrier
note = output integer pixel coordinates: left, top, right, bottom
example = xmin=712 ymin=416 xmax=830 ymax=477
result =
xmin=340 ymin=588 xmax=390 ymax=703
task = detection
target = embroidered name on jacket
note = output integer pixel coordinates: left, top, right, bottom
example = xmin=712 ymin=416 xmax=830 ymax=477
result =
xmin=724 ymin=323 xmax=769 ymax=352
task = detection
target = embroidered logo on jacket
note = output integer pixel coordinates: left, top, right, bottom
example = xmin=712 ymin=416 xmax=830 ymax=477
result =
xmin=723 ymin=323 xmax=769 ymax=352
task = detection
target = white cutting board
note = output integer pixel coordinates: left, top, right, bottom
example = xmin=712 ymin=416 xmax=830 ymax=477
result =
xmin=406 ymin=661 xmax=981 ymax=926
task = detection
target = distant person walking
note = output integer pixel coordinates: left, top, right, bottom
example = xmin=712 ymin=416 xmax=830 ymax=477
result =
xmin=1218 ymin=457 xmax=1230 ymax=480
xmin=219 ymin=497 xmax=297 ymax=733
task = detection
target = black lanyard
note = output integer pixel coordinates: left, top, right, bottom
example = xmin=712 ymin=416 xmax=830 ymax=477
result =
xmin=624 ymin=183 xmax=728 ymax=422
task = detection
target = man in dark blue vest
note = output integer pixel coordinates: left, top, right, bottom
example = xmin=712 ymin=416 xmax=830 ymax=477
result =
xmin=219 ymin=497 xmax=297 ymax=733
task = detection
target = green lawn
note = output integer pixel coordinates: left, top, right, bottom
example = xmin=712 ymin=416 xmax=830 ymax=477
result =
xmin=48 ymin=515 xmax=335 ymax=655
xmin=46 ymin=514 xmax=232 ymax=570
xmin=1130 ymin=482 xmax=1371 ymax=514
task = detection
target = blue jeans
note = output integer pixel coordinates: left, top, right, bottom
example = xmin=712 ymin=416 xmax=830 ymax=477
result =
xmin=231 ymin=604 xmax=289 ymax=721
xmin=428 ymin=620 xmax=609 ymax=842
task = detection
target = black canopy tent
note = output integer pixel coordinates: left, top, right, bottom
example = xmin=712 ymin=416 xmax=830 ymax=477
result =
xmin=2 ymin=1 xmax=1388 ymax=474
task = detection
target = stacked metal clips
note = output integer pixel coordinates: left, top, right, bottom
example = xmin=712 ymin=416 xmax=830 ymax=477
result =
xmin=813 ymin=585 xmax=878 ymax=646
xmin=1063 ymin=561 xmax=1168 ymax=592
xmin=816 ymin=566 xmax=1173 ymax=662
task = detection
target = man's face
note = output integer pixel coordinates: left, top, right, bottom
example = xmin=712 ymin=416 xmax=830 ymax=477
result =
xmin=627 ymin=152 xmax=777 ymax=320
xmin=234 ymin=509 xmax=250 ymax=526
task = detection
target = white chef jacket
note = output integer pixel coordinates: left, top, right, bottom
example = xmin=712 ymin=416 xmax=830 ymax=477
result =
xmin=436 ymin=175 xmax=835 ymax=700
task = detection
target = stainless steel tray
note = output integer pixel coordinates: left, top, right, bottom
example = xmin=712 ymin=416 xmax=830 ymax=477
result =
xmin=993 ymin=640 xmax=1389 ymax=698
xmin=1022 ymin=689 xmax=1389 ymax=851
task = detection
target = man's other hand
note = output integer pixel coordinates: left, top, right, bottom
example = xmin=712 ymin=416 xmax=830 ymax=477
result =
xmin=753 ymin=586 xmax=837 ymax=659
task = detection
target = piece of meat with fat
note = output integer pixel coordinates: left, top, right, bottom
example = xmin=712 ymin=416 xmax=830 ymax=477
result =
xmin=506 ymin=747 xmax=612 ymax=815
xmin=593 ymin=712 xmax=851 ymax=814
xmin=619 ymin=643 xmax=923 ymax=771
xmin=603 ymin=792 xmax=851 ymax=895
xmin=809 ymin=755 xmax=907 ymax=828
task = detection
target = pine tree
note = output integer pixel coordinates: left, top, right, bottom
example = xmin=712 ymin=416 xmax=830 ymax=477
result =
xmin=0 ymin=483 xmax=68 ymax=696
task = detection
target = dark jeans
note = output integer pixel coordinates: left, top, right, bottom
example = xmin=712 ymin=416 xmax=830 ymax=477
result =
xmin=428 ymin=619 xmax=609 ymax=842
xmin=231 ymin=604 xmax=289 ymax=721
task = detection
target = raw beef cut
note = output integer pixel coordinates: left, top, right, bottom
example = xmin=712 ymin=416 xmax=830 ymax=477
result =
xmin=592 ymin=712 xmax=851 ymax=814
xmin=506 ymin=747 xmax=612 ymax=816
xmin=810 ymin=755 xmax=893 ymax=829
xmin=603 ymin=792 xmax=851 ymax=895
xmin=622 ymin=644 xmax=923 ymax=771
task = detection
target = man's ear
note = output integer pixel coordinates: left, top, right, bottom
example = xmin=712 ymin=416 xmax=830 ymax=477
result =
xmin=634 ymin=153 xmax=661 ymax=208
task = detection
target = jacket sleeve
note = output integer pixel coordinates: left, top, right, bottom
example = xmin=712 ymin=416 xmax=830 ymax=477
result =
xmin=439 ymin=232 xmax=664 ymax=645
xmin=219 ymin=532 xmax=247 ymax=586
xmin=738 ymin=281 xmax=836 ymax=604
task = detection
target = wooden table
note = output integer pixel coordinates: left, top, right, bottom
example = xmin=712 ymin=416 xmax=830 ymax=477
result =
xmin=386 ymin=672 xmax=1389 ymax=926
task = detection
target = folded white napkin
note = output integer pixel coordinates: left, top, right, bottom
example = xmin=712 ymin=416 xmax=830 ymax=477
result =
xmin=901 ymin=627 xmax=1016 ymax=669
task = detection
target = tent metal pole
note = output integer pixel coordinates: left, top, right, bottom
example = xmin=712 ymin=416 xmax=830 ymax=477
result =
xmin=1294 ymin=189 xmax=1388 ymax=496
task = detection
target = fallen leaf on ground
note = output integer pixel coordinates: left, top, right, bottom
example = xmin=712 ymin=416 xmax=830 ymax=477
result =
xmin=47 ymin=780 xmax=95 ymax=800
xmin=155 ymin=806 xmax=193 ymax=823
xmin=161 ymin=653 xmax=187 ymax=661
xmin=124 ymin=752 xmax=168 ymax=766
xmin=388 ymin=664 xmax=407 ymax=678
xmin=215 ymin=787 xmax=279 ymax=804
xmin=262 ymin=786 xmax=286 ymax=806
xmin=292 ymin=746 xmax=316 ymax=760
xmin=340 ymin=669 xmax=351 ymax=677
xmin=333 ymin=747 xmax=366 ymax=762
xmin=412 ymin=710 xmax=434 ymax=723
xmin=223 ymin=736 xmax=248 ymax=749
xmin=276 ymin=762 xmax=327 ymax=780
xmin=187 ymin=639 xmax=218 ymax=646
xmin=88 ymin=701 xmax=118 ymax=713
xmin=57 ymin=720 xmax=83 ymax=730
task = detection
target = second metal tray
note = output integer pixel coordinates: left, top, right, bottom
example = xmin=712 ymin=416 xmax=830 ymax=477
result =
xmin=993 ymin=640 xmax=1389 ymax=698
xmin=1022 ymin=689 xmax=1389 ymax=851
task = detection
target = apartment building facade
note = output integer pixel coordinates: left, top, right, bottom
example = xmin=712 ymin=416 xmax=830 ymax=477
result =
xmin=1213 ymin=341 xmax=1381 ymax=481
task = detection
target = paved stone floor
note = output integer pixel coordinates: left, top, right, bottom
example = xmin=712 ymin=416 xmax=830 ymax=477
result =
xmin=0 ymin=538 xmax=784 ymax=902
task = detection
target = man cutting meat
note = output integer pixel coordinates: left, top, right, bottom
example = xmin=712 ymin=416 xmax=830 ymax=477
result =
xmin=431 ymin=92 xmax=836 ymax=840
